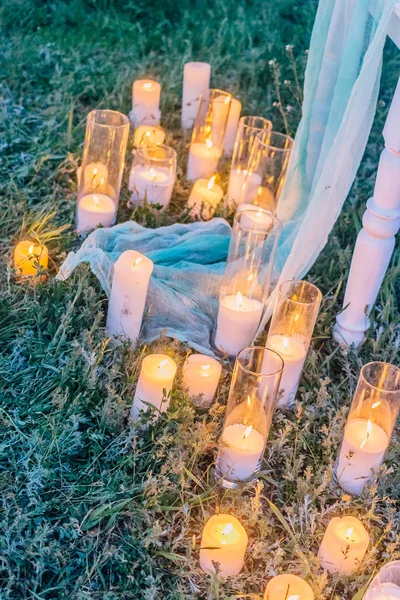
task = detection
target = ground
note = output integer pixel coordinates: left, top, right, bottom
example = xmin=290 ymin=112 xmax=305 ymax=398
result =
xmin=0 ymin=1 xmax=400 ymax=599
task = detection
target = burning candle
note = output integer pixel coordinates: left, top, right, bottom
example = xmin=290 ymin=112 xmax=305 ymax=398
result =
xmin=130 ymin=166 xmax=175 ymax=207
xmin=266 ymin=335 xmax=307 ymax=408
xmin=14 ymin=240 xmax=48 ymax=277
xmin=133 ymin=125 xmax=165 ymax=147
xmin=227 ymin=169 xmax=262 ymax=207
xmin=132 ymin=79 xmax=161 ymax=126
xmin=76 ymin=192 xmax=116 ymax=233
xmin=223 ymin=97 xmax=242 ymax=156
xmin=318 ymin=516 xmax=369 ymax=575
xmin=131 ymin=354 xmax=177 ymax=419
xmin=264 ymin=574 xmax=314 ymax=600
xmin=240 ymin=207 xmax=275 ymax=231
xmin=214 ymin=291 xmax=263 ymax=356
xmin=200 ymin=514 xmax=248 ymax=576
xmin=181 ymin=62 xmax=211 ymax=130
xmin=83 ymin=162 xmax=108 ymax=188
xmin=106 ymin=250 xmax=153 ymax=346
xmin=364 ymin=561 xmax=400 ymax=600
xmin=182 ymin=354 xmax=222 ymax=405
xmin=218 ymin=421 xmax=265 ymax=481
xmin=187 ymin=139 xmax=222 ymax=181
xmin=188 ymin=175 xmax=223 ymax=220
xmin=336 ymin=418 xmax=389 ymax=495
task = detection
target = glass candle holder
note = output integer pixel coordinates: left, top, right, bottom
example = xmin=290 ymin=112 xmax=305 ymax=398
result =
xmin=227 ymin=116 xmax=272 ymax=207
xmin=265 ymin=280 xmax=322 ymax=408
xmin=364 ymin=561 xmax=400 ymax=600
xmin=214 ymin=208 xmax=282 ymax=357
xmin=77 ymin=110 xmax=129 ymax=233
xmin=132 ymin=79 xmax=161 ymax=126
xmin=129 ymin=145 xmax=177 ymax=208
xmin=187 ymin=89 xmax=232 ymax=181
xmin=335 ymin=362 xmax=400 ymax=496
xmin=239 ymin=130 xmax=294 ymax=214
xmin=216 ymin=346 xmax=283 ymax=487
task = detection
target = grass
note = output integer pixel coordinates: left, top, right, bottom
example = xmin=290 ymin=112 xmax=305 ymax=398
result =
xmin=0 ymin=0 xmax=400 ymax=598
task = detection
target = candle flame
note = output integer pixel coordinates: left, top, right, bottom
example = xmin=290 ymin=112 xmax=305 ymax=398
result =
xmin=93 ymin=167 xmax=98 ymax=175
xmin=207 ymin=175 xmax=216 ymax=190
xmin=247 ymin=273 xmax=254 ymax=282
xmin=145 ymin=131 xmax=151 ymax=137
xmin=246 ymin=395 xmax=252 ymax=407
xmin=100 ymin=177 xmax=105 ymax=186
xmin=235 ymin=291 xmax=243 ymax=309
xmin=133 ymin=257 xmax=143 ymax=267
xmin=221 ymin=523 xmax=233 ymax=536
xmin=256 ymin=210 xmax=263 ymax=219
xmin=243 ymin=425 xmax=253 ymax=439
xmin=371 ymin=401 xmax=381 ymax=409
xmin=28 ymin=244 xmax=34 ymax=254
xmin=366 ymin=419 xmax=373 ymax=435
xmin=143 ymin=82 xmax=152 ymax=89
xmin=158 ymin=359 xmax=169 ymax=368
xmin=205 ymin=138 xmax=213 ymax=149
xmin=283 ymin=336 xmax=290 ymax=352
xmin=149 ymin=168 xmax=156 ymax=180
xmin=345 ymin=527 xmax=354 ymax=539
xmin=288 ymin=596 xmax=300 ymax=600
xmin=201 ymin=364 xmax=211 ymax=377
xmin=93 ymin=195 xmax=99 ymax=206
xmin=224 ymin=96 xmax=231 ymax=104
xmin=202 ymin=364 xmax=211 ymax=370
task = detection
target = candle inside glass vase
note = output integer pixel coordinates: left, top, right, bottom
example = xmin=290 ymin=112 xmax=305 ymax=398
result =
xmin=335 ymin=361 xmax=400 ymax=495
xmin=129 ymin=145 xmax=176 ymax=208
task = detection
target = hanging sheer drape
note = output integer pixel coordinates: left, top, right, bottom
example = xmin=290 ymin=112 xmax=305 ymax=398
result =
xmin=257 ymin=0 xmax=396 ymax=334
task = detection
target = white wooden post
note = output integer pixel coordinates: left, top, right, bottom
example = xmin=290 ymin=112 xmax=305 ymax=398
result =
xmin=334 ymin=11 xmax=400 ymax=348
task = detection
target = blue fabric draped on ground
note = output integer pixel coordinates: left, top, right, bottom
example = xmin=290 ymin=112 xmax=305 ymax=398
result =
xmin=57 ymin=219 xmax=231 ymax=355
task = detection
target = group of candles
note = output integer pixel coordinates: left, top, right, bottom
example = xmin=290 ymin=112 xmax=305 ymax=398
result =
xmin=12 ymin=62 xmax=400 ymax=598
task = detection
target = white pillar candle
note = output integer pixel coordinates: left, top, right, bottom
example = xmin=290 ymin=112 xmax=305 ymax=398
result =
xmin=336 ymin=418 xmax=389 ymax=495
xmin=181 ymin=61 xmax=211 ymax=130
xmin=223 ymin=98 xmax=242 ymax=155
xmin=227 ymin=169 xmax=262 ymax=207
xmin=106 ymin=250 xmax=153 ymax=345
xmin=199 ymin=514 xmax=248 ymax=577
xmin=218 ymin=423 xmax=265 ymax=481
xmin=214 ymin=292 xmax=263 ymax=356
xmin=188 ymin=175 xmax=223 ymax=220
xmin=266 ymin=334 xmax=307 ymax=408
xmin=365 ymin=582 xmax=400 ymax=600
xmin=132 ymin=79 xmax=161 ymax=126
xmin=77 ymin=193 xmax=116 ymax=233
xmin=131 ymin=354 xmax=177 ymax=419
xmin=318 ymin=516 xmax=369 ymax=575
xmin=264 ymin=574 xmax=314 ymax=600
xmin=182 ymin=354 xmax=222 ymax=405
xmin=133 ymin=125 xmax=165 ymax=147
xmin=187 ymin=141 xmax=222 ymax=181
xmin=83 ymin=162 xmax=108 ymax=187
xmin=129 ymin=166 xmax=175 ymax=208
xmin=240 ymin=207 xmax=275 ymax=231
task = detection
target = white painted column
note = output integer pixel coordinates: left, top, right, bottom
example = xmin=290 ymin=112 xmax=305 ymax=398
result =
xmin=334 ymin=75 xmax=400 ymax=347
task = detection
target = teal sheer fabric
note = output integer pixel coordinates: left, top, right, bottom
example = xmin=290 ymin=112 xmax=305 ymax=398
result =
xmin=58 ymin=0 xmax=396 ymax=350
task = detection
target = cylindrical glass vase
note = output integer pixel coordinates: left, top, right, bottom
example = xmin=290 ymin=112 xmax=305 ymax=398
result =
xmin=266 ymin=280 xmax=322 ymax=408
xmin=214 ymin=208 xmax=282 ymax=357
xmin=335 ymin=362 xmax=400 ymax=496
xmin=364 ymin=561 xmax=400 ymax=600
xmin=216 ymin=346 xmax=283 ymax=487
xmin=77 ymin=110 xmax=129 ymax=233
xmin=187 ymin=89 xmax=232 ymax=181
xmin=129 ymin=144 xmax=176 ymax=208
xmin=227 ymin=116 xmax=272 ymax=207
xmin=238 ymin=130 xmax=294 ymax=214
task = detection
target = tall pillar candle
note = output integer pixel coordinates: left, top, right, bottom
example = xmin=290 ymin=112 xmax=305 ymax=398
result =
xmin=131 ymin=354 xmax=177 ymax=419
xmin=223 ymin=97 xmax=242 ymax=155
xmin=214 ymin=292 xmax=263 ymax=356
xmin=182 ymin=354 xmax=222 ymax=405
xmin=132 ymin=79 xmax=161 ymax=126
xmin=264 ymin=574 xmax=314 ymax=600
xmin=199 ymin=514 xmax=248 ymax=576
xmin=106 ymin=250 xmax=153 ymax=345
xmin=181 ymin=62 xmax=211 ymax=130
xmin=318 ymin=516 xmax=369 ymax=575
